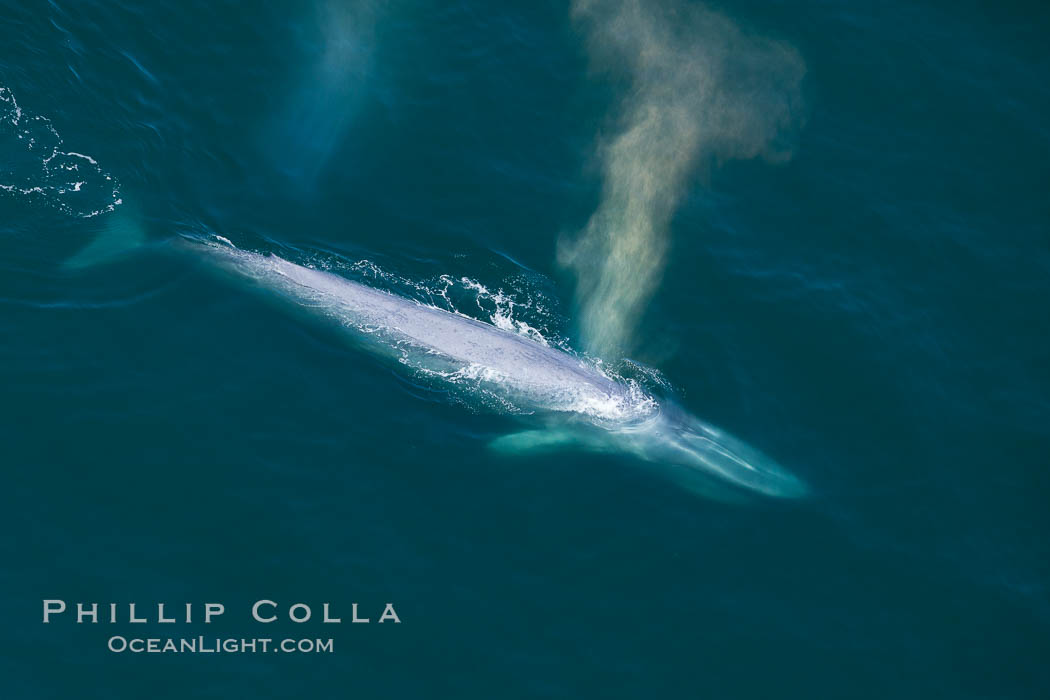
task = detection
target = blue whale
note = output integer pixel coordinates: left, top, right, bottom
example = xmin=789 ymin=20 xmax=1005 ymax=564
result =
xmin=193 ymin=238 xmax=807 ymax=499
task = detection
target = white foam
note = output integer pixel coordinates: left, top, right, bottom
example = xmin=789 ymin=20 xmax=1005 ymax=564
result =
xmin=0 ymin=85 xmax=122 ymax=218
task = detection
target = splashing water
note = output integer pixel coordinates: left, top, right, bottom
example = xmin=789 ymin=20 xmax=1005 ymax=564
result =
xmin=560 ymin=0 xmax=806 ymax=358
xmin=0 ymin=86 xmax=121 ymax=218
xmin=286 ymin=245 xmax=572 ymax=352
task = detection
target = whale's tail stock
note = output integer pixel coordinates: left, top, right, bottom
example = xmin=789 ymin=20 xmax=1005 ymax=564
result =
xmin=62 ymin=206 xmax=147 ymax=270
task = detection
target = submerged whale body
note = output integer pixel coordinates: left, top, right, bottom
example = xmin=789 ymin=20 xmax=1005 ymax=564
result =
xmin=195 ymin=239 xmax=807 ymax=499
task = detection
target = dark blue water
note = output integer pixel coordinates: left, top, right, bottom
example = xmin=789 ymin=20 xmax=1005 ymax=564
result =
xmin=2 ymin=1 xmax=1048 ymax=697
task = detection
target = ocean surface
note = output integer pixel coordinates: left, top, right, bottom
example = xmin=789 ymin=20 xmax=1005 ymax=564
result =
xmin=2 ymin=0 xmax=1048 ymax=697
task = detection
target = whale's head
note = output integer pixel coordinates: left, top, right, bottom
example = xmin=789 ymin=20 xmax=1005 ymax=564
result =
xmin=491 ymin=400 xmax=808 ymax=500
xmin=606 ymin=402 xmax=808 ymax=499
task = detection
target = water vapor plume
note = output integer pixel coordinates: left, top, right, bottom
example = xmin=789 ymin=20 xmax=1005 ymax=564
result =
xmin=561 ymin=0 xmax=806 ymax=358
xmin=266 ymin=0 xmax=377 ymax=188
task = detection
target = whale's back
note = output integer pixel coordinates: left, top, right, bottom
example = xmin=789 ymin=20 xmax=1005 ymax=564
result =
xmin=204 ymin=244 xmax=631 ymax=416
